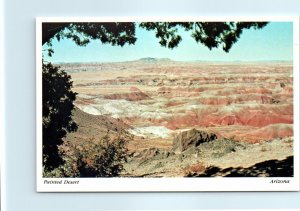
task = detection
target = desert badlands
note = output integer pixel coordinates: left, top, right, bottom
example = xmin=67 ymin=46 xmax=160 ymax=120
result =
xmin=60 ymin=58 xmax=294 ymax=177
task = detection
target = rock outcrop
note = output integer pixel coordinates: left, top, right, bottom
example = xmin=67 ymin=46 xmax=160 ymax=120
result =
xmin=172 ymin=129 xmax=217 ymax=153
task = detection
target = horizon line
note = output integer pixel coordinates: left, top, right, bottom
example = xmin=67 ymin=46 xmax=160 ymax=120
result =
xmin=50 ymin=58 xmax=293 ymax=64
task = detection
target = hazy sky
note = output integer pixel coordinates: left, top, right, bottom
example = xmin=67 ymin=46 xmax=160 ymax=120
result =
xmin=43 ymin=22 xmax=293 ymax=63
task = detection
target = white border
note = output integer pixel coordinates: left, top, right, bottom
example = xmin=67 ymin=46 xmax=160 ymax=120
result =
xmin=36 ymin=16 xmax=300 ymax=192
xmin=0 ymin=0 xmax=6 ymax=208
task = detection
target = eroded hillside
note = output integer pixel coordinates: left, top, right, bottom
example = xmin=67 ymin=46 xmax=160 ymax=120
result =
xmin=60 ymin=59 xmax=294 ymax=177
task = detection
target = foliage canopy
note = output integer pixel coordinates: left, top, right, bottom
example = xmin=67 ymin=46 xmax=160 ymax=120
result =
xmin=43 ymin=21 xmax=268 ymax=56
xmin=42 ymin=62 xmax=77 ymax=170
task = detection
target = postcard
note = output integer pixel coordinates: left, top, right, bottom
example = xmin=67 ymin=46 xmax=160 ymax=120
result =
xmin=36 ymin=17 xmax=299 ymax=192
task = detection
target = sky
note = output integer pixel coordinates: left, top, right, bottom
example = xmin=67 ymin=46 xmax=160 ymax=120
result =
xmin=42 ymin=22 xmax=293 ymax=63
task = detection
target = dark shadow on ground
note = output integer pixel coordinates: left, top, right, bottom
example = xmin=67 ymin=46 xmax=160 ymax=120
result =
xmin=187 ymin=156 xmax=293 ymax=177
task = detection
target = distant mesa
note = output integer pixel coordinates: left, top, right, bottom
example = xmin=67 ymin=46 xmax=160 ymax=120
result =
xmin=137 ymin=57 xmax=173 ymax=63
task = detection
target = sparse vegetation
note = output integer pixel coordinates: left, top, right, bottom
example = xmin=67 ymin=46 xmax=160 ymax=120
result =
xmin=43 ymin=130 xmax=131 ymax=177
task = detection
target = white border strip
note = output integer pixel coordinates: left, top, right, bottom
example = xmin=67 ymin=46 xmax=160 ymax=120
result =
xmin=36 ymin=17 xmax=300 ymax=192
xmin=0 ymin=0 xmax=6 ymax=208
xmin=293 ymin=19 xmax=300 ymax=187
xmin=36 ymin=18 xmax=43 ymax=190
xmin=37 ymin=16 xmax=297 ymax=22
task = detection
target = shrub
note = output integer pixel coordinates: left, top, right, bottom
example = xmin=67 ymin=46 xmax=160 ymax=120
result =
xmin=43 ymin=130 xmax=131 ymax=177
